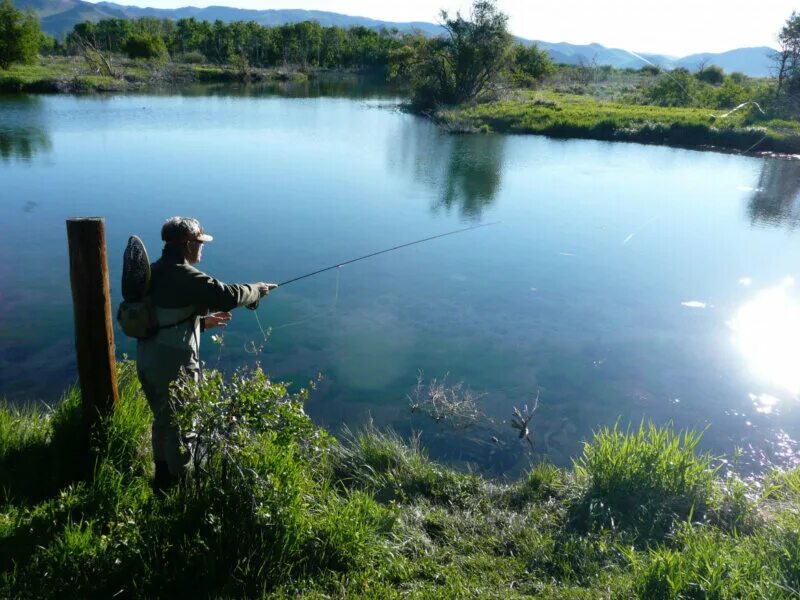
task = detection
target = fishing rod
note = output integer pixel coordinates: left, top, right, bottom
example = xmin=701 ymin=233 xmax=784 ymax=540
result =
xmin=276 ymin=221 xmax=501 ymax=288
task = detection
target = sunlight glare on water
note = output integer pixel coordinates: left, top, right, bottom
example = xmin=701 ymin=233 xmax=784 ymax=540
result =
xmin=729 ymin=277 xmax=800 ymax=396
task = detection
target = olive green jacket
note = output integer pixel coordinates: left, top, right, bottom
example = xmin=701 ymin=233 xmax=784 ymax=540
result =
xmin=136 ymin=245 xmax=262 ymax=385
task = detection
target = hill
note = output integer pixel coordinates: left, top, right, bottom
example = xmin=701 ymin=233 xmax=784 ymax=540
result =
xmin=14 ymin=0 xmax=778 ymax=77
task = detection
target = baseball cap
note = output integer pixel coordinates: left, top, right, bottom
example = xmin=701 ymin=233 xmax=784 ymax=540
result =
xmin=161 ymin=217 xmax=214 ymax=243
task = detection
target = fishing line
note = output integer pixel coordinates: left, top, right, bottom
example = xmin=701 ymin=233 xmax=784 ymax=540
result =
xmin=245 ymin=221 xmax=500 ymax=344
xmin=620 ymin=49 xmax=769 ymax=153
xmin=267 ymin=267 xmax=342 ymax=333
xmin=276 ymin=221 xmax=501 ymax=288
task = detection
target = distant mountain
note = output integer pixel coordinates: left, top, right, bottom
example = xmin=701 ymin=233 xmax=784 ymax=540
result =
xmin=14 ymin=0 xmax=778 ymax=77
xmin=17 ymin=0 xmax=445 ymax=37
xmin=529 ymin=41 xmax=676 ymax=71
xmin=94 ymin=1 xmax=445 ymax=34
xmin=674 ymin=47 xmax=777 ymax=78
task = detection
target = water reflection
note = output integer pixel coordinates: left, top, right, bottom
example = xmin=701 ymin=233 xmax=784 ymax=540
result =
xmin=0 ymin=127 xmax=51 ymax=162
xmin=0 ymin=96 xmax=51 ymax=162
xmin=396 ymin=123 xmax=505 ymax=219
xmin=438 ymin=135 xmax=505 ymax=218
xmin=729 ymin=277 xmax=800 ymax=394
xmin=747 ymin=159 xmax=800 ymax=229
xmin=178 ymin=74 xmax=402 ymax=99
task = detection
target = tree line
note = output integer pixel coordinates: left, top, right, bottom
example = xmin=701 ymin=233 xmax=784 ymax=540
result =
xmin=2 ymin=0 xmax=799 ymax=117
xmin=66 ymin=17 xmax=405 ymax=70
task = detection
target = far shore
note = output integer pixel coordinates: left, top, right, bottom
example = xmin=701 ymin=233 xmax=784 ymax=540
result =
xmin=3 ymin=57 xmax=799 ymax=155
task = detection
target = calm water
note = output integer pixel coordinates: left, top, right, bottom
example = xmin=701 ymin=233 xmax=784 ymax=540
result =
xmin=2 ymin=84 xmax=800 ymax=474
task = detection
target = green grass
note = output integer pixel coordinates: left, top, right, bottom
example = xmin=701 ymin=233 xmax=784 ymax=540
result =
xmin=437 ymin=90 xmax=800 ymax=153
xmin=0 ymin=56 xmax=316 ymax=93
xmin=0 ymin=57 xmax=124 ymax=93
xmin=1 ymin=364 xmax=799 ymax=598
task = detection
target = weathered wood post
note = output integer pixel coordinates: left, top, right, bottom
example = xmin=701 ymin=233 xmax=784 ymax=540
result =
xmin=66 ymin=217 xmax=119 ymax=429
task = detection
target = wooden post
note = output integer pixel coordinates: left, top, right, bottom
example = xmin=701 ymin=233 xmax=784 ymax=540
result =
xmin=66 ymin=217 xmax=119 ymax=429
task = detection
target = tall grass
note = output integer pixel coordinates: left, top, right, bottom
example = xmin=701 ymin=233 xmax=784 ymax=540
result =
xmin=572 ymin=422 xmax=716 ymax=540
xmin=2 ymin=367 xmax=799 ymax=598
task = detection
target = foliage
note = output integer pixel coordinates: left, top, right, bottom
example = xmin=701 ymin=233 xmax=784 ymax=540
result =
xmin=775 ymin=10 xmax=800 ymax=115
xmin=170 ymin=366 xmax=324 ymax=481
xmin=695 ymin=64 xmax=725 ymax=85
xmin=2 ymin=367 xmax=800 ymax=597
xmin=0 ymin=0 xmax=41 ymax=70
xmin=439 ymin=89 xmax=800 ymax=153
xmin=629 ymin=514 xmax=800 ymax=599
xmin=123 ymin=32 xmax=168 ymax=62
xmin=572 ymin=423 xmax=717 ymax=540
xmin=66 ymin=16 xmax=403 ymax=72
xmin=177 ymin=50 xmax=205 ymax=64
xmin=647 ymin=67 xmax=698 ymax=106
xmin=398 ymin=0 xmax=513 ymax=108
xmin=711 ymin=76 xmax=751 ymax=108
xmin=509 ymin=42 xmax=554 ymax=87
xmin=329 ymin=425 xmax=485 ymax=506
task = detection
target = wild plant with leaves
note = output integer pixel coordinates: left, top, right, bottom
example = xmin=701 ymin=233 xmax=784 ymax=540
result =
xmin=170 ymin=366 xmax=326 ymax=495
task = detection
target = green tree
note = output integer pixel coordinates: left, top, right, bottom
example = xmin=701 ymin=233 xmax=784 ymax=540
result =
xmin=775 ymin=11 xmax=800 ymax=113
xmin=695 ymin=64 xmax=724 ymax=85
xmin=403 ymin=0 xmax=512 ymax=108
xmin=510 ymin=42 xmax=554 ymax=86
xmin=0 ymin=0 xmax=41 ymax=70
xmin=124 ymin=32 xmax=168 ymax=62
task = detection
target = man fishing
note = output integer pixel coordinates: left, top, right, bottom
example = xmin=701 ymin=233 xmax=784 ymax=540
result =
xmin=136 ymin=216 xmax=276 ymax=491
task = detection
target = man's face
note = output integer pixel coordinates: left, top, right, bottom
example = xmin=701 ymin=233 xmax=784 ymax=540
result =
xmin=186 ymin=239 xmax=204 ymax=264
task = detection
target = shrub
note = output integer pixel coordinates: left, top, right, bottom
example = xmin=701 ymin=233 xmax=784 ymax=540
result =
xmin=711 ymin=77 xmax=750 ymax=108
xmin=647 ymin=68 xmax=698 ymax=106
xmin=123 ymin=33 xmax=168 ymax=62
xmin=695 ymin=64 xmax=725 ymax=85
xmin=510 ymin=42 xmax=554 ymax=86
xmin=178 ymin=50 xmax=205 ymax=64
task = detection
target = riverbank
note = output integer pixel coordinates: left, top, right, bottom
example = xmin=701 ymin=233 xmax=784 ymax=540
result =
xmin=0 ymin=56 xmax=312 ymax=94
xmin=1 ymin=363 xmax=798 ymax=598
xmin=5 ymin=58 xmax=800 ymax=156
xmin=435 ymin=90 xmax=800 ymax=154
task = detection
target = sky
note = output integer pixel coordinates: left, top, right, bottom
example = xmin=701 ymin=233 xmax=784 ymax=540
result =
xmin=88 ymin=0 xmax=798 ymax=56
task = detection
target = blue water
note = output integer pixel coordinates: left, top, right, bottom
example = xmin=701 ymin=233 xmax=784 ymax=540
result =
xmin=2 ymin=88 xmax=800 ymax=474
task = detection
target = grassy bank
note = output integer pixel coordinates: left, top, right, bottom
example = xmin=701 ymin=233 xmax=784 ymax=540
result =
xmin=1 ymin=363 xmax=799 ymax=598
xmin=436 ymin=90 xmax=800 ymax=154
xmin=0 ymin=56 xmax=310 ymax=94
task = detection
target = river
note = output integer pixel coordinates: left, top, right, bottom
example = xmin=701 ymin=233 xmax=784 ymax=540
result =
xmin=2 ymin=83 xmax=800 ymax=474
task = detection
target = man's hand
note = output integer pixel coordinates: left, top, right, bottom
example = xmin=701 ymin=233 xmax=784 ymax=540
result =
xmin=204 ymin=311 xmax=232 ymax=330
xmin=257 ymin=283 xmax=279 ymax=298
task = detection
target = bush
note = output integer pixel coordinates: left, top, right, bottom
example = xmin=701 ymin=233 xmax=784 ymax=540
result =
xmin=712 ymin=77 xmax=750 ymax=109
xmin=123 ymin=33 xmax=168 ymax=62
xmin=178 ymin=50 xmax=205 ymax=64
xmin=695 ymin=64 xmax=725 ymax=85
xmin=647 ymin=68 xmax=698 ymax=106
xmin=510 ymin=42 xmax=554 ymax=86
